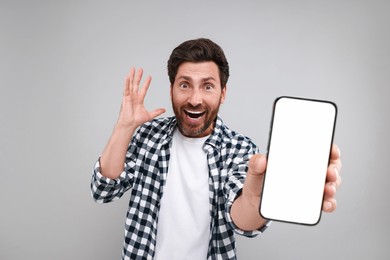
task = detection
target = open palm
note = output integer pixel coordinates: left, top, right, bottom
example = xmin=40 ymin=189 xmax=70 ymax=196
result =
xmin=118 ymin=67 xmax=166 ymax=129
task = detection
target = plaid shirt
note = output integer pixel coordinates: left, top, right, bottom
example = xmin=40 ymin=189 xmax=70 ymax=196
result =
xmin=91 ymin=116 xmax=269 ymax=259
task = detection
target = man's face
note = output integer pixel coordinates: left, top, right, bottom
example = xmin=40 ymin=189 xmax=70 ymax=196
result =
xmin=170 ymin=61 xmax=226 ymax=138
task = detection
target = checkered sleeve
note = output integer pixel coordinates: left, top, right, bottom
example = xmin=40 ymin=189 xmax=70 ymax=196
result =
xmin=90 ymin=130 xmax=143 ymax=204
xmin=90 ymin=158 xmax=134 ymax=203
xmin=223 ymin=136 xmax=269 ymax=237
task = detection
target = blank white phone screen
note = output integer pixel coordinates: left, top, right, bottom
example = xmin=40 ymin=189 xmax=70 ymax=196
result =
xmin=260 ymin=96 xmax=337 ymax=225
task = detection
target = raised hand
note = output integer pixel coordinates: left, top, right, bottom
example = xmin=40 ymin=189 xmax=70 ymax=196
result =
xmin=100 ymin=67 xmax=165 ymax=179
xmin=117 ymin=67 xmax=166 ymax=130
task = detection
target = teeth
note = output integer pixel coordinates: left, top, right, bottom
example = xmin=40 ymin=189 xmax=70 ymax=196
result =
xmin=186 ymin=110 xmax=204 ymax=115
xmin=185 ymin=110 xmax=205 ymax=119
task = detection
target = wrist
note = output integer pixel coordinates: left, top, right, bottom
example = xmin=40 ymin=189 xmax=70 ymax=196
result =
xmin=110 ymin=122 xmax=136 ymax=144
xmin=115 ymin=120 xmax=138 ymax=132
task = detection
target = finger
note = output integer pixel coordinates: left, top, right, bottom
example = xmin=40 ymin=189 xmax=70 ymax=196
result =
xmin=243 ymin=154 xmax=267 ymax=197
xmin=132 ymin=68 xmax=144 ymax=93
xmin=139 ymin=75 xmax=152 ymax=102
xmin=324 ymin=182 xmax=336 ymax=199
xmin=248 ymin=154 xmax=267 ymax=177
xmin=326 ymin=165 xmax=337 ymax=182
xmin=128 ymin=67 xmax=135 ymax=93
xmin=149 ymin=108 xmax=167 ymax=119
xmin=329 ymin=144 xmax=342 ymax=169
xmin=123 ymin=75 xmax=130 ymax=97
xmin=330 ymin=144 xmax=341 ymax=161
xmin=326 ymin=164 xmax=342 ymax=188
xmin=333 ymin=167 xmax=342 ymax=188
xmin=323 ymin=198 xmax=337 ymax=212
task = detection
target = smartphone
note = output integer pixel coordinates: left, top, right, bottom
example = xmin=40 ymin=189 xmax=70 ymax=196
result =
xmin=259 ymin=96 xmax=337 ymax=225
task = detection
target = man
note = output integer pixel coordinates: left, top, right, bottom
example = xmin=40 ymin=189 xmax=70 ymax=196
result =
xmin=91 ymin=38 xmax=342 ymax=259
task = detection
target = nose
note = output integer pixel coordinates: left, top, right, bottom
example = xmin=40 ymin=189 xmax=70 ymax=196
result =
xmin=188 ymin=88 xmax=203 ymax=106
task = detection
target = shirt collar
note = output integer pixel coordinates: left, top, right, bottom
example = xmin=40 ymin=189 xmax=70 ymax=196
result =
xmin=166 ymin=116 xmax=224 ymax=152
xmin=204 ymin=116 xmax=223 ymax=151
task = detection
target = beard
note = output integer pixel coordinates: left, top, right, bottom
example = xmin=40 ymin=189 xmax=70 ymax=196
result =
xmin=172 ymin=102 xmax=221 ymax=138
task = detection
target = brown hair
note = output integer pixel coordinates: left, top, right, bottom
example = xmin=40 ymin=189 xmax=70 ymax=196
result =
xmin=167 ymin=38 xmax=229 ymax=88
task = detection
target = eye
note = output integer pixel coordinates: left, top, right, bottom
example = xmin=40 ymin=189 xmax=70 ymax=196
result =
xmin=204 ymin=84 xmax=214 ymax=91
xmin=179 ymin=82 xmax=189 ymax=89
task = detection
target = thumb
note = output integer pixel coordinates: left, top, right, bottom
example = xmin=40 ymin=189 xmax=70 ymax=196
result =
xmin=243 ymin=154 xmax=267 ymax=197
xmin=248 ymin=154 xmax=267 ymax=177
xmin=150 ymin=108 xmax=166 ymax=119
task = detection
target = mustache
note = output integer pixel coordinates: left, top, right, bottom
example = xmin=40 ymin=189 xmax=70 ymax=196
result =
xmin=182 ymin=104 xmax=206 ymax=111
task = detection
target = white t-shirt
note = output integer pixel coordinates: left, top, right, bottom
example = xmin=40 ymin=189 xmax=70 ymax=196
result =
xmin=154 ymin=128 xmax=211 ymax=259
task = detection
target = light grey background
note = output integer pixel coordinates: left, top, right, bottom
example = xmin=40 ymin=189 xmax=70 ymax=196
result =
xmin=1 ymin=1 xmax=389 ymax=259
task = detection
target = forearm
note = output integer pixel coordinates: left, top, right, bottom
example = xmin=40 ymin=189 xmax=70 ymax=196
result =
xmin=231 ymin=154 xmax=268 ymax=231
xmin=231 ymin=188 xmax=267 ymax=231
xmin=100 ymin=123 xmax=136 ymax=179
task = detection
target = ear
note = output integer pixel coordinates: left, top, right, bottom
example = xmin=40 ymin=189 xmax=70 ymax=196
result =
xmin=220 ymin=85 xmax=227 ymax=104
xmin=170 ymin=85 xmax=173 ymax=99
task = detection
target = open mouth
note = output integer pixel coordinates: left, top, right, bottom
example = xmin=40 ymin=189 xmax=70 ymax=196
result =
xmin=185 ymin=110 xmax=206 ymax=119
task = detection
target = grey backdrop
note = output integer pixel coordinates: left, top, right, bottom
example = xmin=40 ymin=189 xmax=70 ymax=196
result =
xmin=1 ymin=1 xmax=389 ymax=259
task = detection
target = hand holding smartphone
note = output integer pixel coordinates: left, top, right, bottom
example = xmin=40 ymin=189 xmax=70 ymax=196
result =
xmin=260 ymin=96 xmax=337 ymax=225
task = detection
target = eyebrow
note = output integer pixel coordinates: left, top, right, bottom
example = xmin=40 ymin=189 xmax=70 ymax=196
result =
xmin=177 ymin=75 xmax=217 ymax=82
